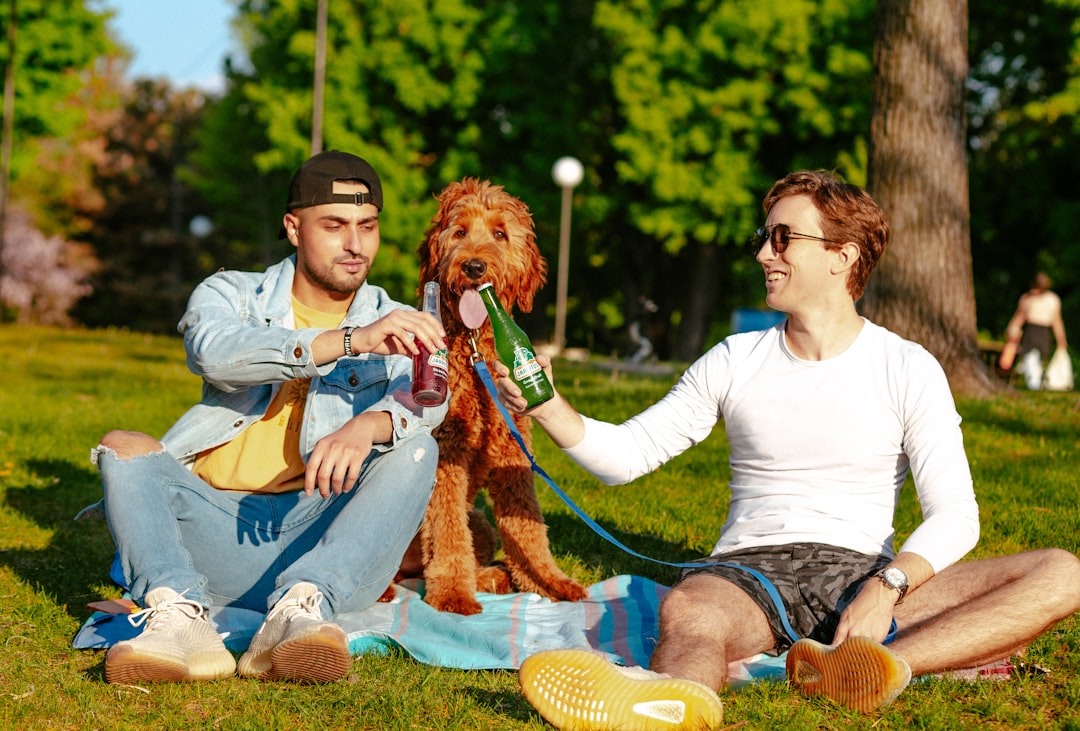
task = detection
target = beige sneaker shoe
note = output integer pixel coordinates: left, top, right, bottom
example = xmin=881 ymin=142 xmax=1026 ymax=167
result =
xmin=105 ymin=587 xmax=236 ymax=683
xmin=237 ymin=582 xmax=350 ymax=683
xmin=519 ymin=649 xmax=724 ymax=730
xmin=786 ymin=636 xmax=912 ymax=713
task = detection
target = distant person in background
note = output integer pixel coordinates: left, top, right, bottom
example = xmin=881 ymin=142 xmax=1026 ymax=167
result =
xmin=628 ymin=295 xmax=659 ymax=364
xmin=998 ymin=272 xmax=1068 ymax=389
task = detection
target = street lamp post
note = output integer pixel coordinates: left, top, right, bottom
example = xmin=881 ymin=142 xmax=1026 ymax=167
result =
xmin=551 ymin=156 xmax=584 ymax=353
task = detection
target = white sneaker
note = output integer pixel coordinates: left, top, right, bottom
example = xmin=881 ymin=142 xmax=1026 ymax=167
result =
xmin=237 ymin=582 xmax=350 ymax=683
xmin=105 ymin=587 xmax=236 ymax=683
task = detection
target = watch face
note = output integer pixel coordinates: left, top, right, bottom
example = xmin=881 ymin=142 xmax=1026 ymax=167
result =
xmin=883 ymin=567 xmax=907 ymax=588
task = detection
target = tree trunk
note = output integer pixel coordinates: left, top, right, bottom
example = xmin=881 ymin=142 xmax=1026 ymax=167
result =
xmin=673 ymin=240 xmax=719 ymax=362
xmin=863 ymin=0 xmax=996 ymax=397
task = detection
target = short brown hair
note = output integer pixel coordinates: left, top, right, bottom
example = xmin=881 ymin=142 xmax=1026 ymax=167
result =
xmin=762 ymin=170 xmax=889 ymax=300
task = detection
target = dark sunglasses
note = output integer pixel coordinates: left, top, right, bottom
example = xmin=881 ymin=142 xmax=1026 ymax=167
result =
xmin=750 ymin=223 xmax=841 ymax=256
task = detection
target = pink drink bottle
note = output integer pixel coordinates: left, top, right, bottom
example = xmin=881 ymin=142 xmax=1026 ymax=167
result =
xmin=412 ymin=281 xmax=449 ymax=406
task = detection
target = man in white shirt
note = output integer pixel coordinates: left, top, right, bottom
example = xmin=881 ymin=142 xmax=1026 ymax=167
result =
xmin=500 ymin=171 xmax=1080 ymax=729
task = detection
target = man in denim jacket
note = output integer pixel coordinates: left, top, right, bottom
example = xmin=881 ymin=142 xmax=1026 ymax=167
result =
xmin=90 ymin=151 xmax=448 ymax=684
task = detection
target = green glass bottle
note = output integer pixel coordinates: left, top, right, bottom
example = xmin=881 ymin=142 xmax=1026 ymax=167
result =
xmin=477 ymin=282 xmax=554 ymax=408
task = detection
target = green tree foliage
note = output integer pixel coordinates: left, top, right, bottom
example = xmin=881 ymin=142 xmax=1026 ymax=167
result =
xmin=968 ymin=0 xmax=1080 ymax=345
xmin=592 ymin=0 xmax=876 ymax=358
xmin=596 ymin=0 xmax=873 ymax=254
xmin=191 ymin=0 xmax=503 ymax=301
xmin=0 ymin=0 xmax=117 ymax=208
xmin=84 ymin=0 xmax=1080 ymax=361
xmin=194 ymin=0 xmax=877 ymax=359
xmin=0 ymin=0 xmax=112 ymax=154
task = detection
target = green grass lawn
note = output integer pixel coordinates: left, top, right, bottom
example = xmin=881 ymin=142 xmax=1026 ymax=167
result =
xmin=1 ymin=325 xmax=1078 ymax=730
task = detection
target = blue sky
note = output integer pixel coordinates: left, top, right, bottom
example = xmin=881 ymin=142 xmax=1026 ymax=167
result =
xmin=100 ymin=0 xmax=236 ymax=92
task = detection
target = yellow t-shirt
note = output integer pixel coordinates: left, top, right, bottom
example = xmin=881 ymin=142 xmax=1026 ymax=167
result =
xmin=193 ymin=298 xmax=346 ymax=492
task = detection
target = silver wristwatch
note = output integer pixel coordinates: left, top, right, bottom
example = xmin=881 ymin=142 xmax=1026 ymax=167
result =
xmin=874 ymin=566 xmax=909 ymax=605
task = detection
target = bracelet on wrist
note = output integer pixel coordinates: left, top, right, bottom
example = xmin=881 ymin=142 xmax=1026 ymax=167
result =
xmin=343 ymin=326 xmax=356 ymax=357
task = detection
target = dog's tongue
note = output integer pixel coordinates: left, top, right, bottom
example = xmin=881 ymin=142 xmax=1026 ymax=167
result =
xmin=459 ymin=288 xmax=488 ymax=329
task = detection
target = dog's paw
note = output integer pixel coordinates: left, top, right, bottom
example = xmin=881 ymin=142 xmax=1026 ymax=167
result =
xmin=477 ymin=564 xmax=513 ymax=594
xmin=549 ymin=578 xmax=588 ymax=603
xmin=516 ymin=573 xmax=588 ymax=602
xmin=425 ymin=588 xmax=484 ymax=616
xmin=505 ymin=561 xmax=589 ymax=602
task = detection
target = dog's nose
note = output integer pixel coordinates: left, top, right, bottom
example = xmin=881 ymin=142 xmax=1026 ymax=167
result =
xmin=462 ymin=259 xmax=487 ymax=280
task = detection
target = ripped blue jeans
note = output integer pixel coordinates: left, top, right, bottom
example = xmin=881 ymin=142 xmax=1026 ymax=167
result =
xmin=92 ymin=432 xmax=437 ymax=618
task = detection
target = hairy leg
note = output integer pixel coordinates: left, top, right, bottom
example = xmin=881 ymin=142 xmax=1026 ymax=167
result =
xmin=650 ymin=573 xmax=775 ymax=691
xmin=891 ymin=548 xmax=1080 ymax=675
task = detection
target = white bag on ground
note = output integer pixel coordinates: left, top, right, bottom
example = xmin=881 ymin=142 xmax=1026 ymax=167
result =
xmin=1044 ymin=348 xmax=1074 ymax=391
xmin=1018 ymin=349 xmax=1044 ymax=390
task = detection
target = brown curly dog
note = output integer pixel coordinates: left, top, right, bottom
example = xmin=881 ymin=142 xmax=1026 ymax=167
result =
xmin=411 ymin=177 xmax=587 ymax=615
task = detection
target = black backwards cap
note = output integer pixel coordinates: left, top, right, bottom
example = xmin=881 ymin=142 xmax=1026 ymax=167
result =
xmin=278 ymin=150 xmax=383 ymax=239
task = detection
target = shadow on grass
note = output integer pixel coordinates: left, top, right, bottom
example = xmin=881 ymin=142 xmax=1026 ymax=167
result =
xmin=2 ymin=458 xmax=697 ymax=618
xmin=3 ymin=450 xmax=719 ymax=641
xmin=460 ymin=684 xmax=539 ymax=725
xmin=2 ymin=459 xmax=116 ymax=619
xmin=959 ymin=393 xmax=1080 ymax=440
xmin=542 ymin=511 xmax=700 ymax=587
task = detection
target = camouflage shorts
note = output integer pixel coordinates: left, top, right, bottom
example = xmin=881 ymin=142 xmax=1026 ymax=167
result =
xmin=676 ymin=543 xmax=890 ymax=654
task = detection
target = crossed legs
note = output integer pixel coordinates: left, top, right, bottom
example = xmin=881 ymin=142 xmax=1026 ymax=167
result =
xmin=650 ymin=548 xmax=1080 ymax=690
xmin=518 ymin=550 xmax=1080 ymax=726
xmin=97 ymin=428 xmax=438 ymax=613
xmin=890 ymin=548 xmax=1080 ymax=674
xmin=95 ymin=428 xmax=440 ymax=683
xmin=650 ymin=573 xmax=776 ymax=691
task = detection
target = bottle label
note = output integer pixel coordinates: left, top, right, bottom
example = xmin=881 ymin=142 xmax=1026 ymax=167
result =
xmin=429 ymin=349 xmax=449 ymax=375
xmin=512 ymin=346 xmax=542 ymax=382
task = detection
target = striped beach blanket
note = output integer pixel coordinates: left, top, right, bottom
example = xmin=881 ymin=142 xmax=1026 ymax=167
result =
xmin=74 ymin=574 xmax=1021 ymax=684
xmin=73 ymin=574 xmax=787 ymax=683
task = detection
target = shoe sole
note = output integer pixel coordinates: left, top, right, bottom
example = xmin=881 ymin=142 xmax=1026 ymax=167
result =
xmin=519 ymin=649 xmax=724 ymax=731
xmin=105 ymin=644 xmax=236 ymax=683
xmin=236 ymin=644 xmax=273 ymax=679
xmin=786 ymin=636 xmax=911 ymax=713
xmin=269 ymin=624 xmax=351 ymax=683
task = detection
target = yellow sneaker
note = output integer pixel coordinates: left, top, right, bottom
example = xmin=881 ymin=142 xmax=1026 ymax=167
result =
xmin=519 ymin=649 xmax=724 ymax=730
xmin=786 ymin=636 xmax=911 ymax=713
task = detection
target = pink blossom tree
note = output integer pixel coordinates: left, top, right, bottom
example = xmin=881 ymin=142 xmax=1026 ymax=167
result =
xmin=1 ymin=209 xmax=96 ymax=325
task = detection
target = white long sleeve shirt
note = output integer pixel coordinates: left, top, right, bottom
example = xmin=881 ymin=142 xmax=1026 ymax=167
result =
xmin=563 ymin=320 xmax=979 ymax=573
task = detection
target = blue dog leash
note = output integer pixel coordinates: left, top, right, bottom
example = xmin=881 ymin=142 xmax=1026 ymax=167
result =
xmin=469 ymin=350 xmax=803 ymax=643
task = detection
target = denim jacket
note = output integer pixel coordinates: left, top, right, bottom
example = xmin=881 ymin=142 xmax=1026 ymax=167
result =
xmin=160 ymin=255 xmax=447 ymax=465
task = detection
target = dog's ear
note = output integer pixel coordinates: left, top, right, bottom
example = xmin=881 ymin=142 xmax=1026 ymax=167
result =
xmin=417 ymin=228 xmax=435 ymax=292
xmin=418 ymin=181 xmax=468 ymax=287
xmin=508 ymin=197 xmax=546 ymax=314
xmin=417 ymin=221 xmax=438 ymax=288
